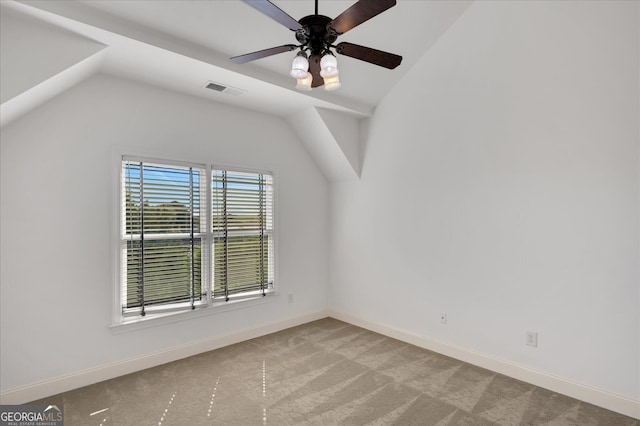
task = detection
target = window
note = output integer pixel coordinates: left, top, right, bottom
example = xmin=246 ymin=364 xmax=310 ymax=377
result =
xmin=212 ymin=170 xmax=274 ymax=300
xmin=120 ymin=157 xmax=274 ymax=321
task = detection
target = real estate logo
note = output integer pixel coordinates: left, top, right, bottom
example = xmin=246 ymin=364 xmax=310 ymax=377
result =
xmin=0 ymin=404 xmax=64 ymax=426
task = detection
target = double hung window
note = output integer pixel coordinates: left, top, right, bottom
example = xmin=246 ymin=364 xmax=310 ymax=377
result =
xmin=120 ymin=157 xmax=274 ymax=321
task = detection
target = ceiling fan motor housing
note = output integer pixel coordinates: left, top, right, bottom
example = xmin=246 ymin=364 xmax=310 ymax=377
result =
xmin=296 ymin=15 xmax=338 ymax=55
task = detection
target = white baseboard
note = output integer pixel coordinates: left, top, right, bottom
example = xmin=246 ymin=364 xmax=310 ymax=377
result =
xmin=3 ymin=309 xmax=638 ymax=420
xmin=0 ymin=309 xmax=329 ymax=405
xmin=328 ymin=309 xmax=640 ymax=420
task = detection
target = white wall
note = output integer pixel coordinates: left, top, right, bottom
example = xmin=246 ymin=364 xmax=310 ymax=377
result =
xmin=330 ymin=0 xmax=639 ymax=403
xmin=0 ymin=74 xmax=329 ymax=392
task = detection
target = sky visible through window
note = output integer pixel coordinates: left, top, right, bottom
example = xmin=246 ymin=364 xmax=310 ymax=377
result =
xmin=124 ymin=162 xmax=265 ymax=227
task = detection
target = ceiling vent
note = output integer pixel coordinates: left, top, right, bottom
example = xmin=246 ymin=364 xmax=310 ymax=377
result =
xmin=205 ymin=81 xmax=246 ymax=96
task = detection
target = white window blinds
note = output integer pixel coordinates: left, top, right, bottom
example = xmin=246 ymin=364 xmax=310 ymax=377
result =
xmin=122 ymin=161 xmax=206 ymax=316
xmin=120 ymin=157 xmax=274 ymax=320
xmin=212 ymin=170 xmax=274 ymax=300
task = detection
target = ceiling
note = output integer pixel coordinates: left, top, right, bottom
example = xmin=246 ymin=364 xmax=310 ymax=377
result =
xmin=6 ymin=0 xmax=472 ymax=118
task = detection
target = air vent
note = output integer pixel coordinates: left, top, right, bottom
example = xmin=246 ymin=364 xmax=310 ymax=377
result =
xmin=205 ymin=81 xmax=247 ymax=97
xmin=205 ymin=82 xmax=226 ymax=92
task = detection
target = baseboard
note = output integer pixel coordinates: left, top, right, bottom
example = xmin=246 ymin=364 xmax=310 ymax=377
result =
xmin=0 ymin=309 xmax=329 ymax=405
xmin=328 ymin=309 xmax=640 ymax=420
xmin=4 ymin=309 xmax=638 ymax=419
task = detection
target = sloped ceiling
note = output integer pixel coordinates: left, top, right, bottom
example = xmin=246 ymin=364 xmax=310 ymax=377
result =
xmin=287 ymin=107 xmax=361 ymax=182
xmin=0 ymin=0 xmax=472 ymax=181
xmin=0 ymin=5 xmax=106 ymax=126
xmin=0 ymin=7 xmax=105 ymax=103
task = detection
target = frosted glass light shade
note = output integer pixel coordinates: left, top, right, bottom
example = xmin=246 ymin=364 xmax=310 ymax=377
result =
xmin=323 ymin=74 xmax=341 ymax=91
xmin=295 ymin=72 xmax=313 ymax=91
xmin=320 ymin=54 xmax=339 ymax=78
xmin=290 ymin=55 xmax=309 ymax=79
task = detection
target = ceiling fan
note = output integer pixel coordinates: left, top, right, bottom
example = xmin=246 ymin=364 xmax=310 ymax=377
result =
xmin=230 ymin=0 xmax=403 ymax=91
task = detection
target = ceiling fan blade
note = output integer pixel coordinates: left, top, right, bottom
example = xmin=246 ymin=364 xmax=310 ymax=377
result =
xmin=242 ymin=0 xmax=303 ymax=31
xmin=230 ymin=44 xmax=298 ymax=64
xmin=329 ymin=0 xmax=396 ymax=35
xmin=336 ymin=42 xmax=402 ymax=69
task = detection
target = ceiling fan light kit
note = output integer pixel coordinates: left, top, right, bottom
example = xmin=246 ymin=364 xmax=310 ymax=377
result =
xmin=322 ymin=74 xmax=341 ymax=91
xmin=290 ymin=51 xmax=310 ymax=79
xmin=319 ymin=54 xmax=338 ymax=78
xmin=295 ymin=72 xmax=314 ymax=91
xmin=231 ymin=0 xmax=403 ymax=92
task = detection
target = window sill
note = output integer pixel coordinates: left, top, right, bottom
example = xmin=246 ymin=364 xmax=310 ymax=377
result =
xmin=110 ymin=292 xmax=279 ymax=335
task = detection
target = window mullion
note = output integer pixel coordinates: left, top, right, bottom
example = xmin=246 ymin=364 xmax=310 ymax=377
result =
xmin=223 ymin=171 xmax=229 ymax=302
xmin=205 ymin=164 xmax=212 ymax=307
xmin=139 ymin=162 xmax=146 ymax=317
xmin=189 ymin=167 xmax=195 ymax=311
xmin=259 ymin=174 xmax=265 ymax=296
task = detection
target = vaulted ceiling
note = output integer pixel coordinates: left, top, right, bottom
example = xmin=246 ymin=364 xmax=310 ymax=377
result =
xmin=1 ymin=0 xmax=472 ymax=180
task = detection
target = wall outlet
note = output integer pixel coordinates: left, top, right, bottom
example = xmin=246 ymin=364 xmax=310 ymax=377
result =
xmin=440 ymin=313 xmax=447 ymax=324
xmin=526 ymin=331 xmax=538 ymax=347
xmin=287 ymin=293 xmax=294 ymax=303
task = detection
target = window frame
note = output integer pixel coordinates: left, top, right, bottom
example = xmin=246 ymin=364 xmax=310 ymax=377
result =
xmin=111 ymin=151 xmax=277 ymax=328
xmin=121 ymin=159 xmax=209 ymax=318
xmin=211 ymin=169 xmax=275 ymax=301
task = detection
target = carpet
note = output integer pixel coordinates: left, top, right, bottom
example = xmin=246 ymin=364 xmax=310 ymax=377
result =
xmin=30 ymin=318 xmax=639 ymax=425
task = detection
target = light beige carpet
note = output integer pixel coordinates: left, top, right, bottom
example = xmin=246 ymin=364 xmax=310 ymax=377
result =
xmin=31 ymin=318 xmax=638 ymax=425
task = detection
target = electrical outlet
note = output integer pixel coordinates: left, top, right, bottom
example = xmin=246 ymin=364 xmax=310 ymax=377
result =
xmin=526 ymin=331 xmax=538 ymax=347
xmin=440 ymin=313 xmax=447 ymax=324
xmin=288 ymin=294 xmax=294 ymax=303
